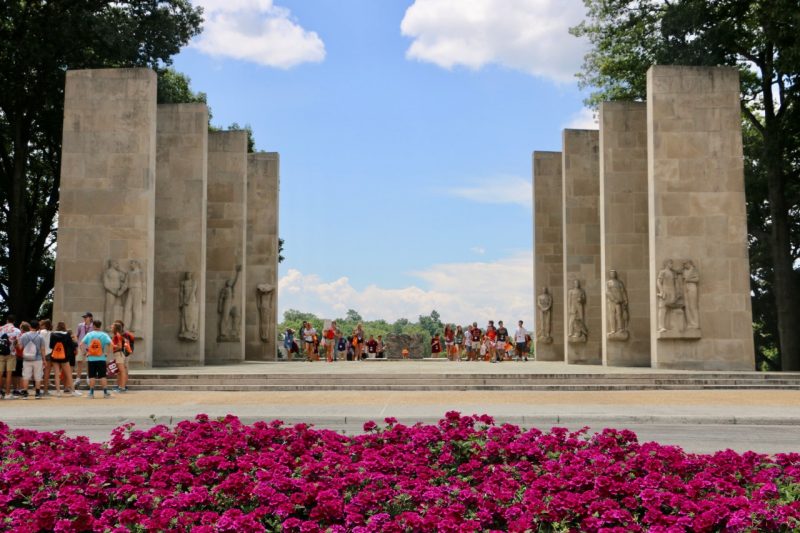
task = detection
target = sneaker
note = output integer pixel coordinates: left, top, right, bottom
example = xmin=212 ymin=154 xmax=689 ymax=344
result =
xmin=103 ymin=390 xmax=111 ymax=399
xmin=71 ymin=390 xmax=83 ymax=397
xmin=34 ymin=390 xmax=42 ymax=400
xmin=12 ymin=390 xmax=21 ymax=397
xmin=120 ymin=387 xmax=128 ymax=393
xmin=73 ymin=379 xmax=81 ymax=389
xmin=87 ymin=390 xmax=94 ymax=399
xmin=21 ymin=390 xmax=29 ymax=399
xmin=112 ymin=386 xmax=121 ymax=393
xmin=55 ymin=390 xmax=63 ymax=398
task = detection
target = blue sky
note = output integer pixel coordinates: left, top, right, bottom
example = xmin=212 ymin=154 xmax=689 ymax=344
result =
xmin=174 ymin=0 xmax=595 ymax=326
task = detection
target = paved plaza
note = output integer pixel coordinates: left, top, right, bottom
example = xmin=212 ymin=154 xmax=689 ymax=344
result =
xmin=4 ymin=361 xmax=800 ymax=454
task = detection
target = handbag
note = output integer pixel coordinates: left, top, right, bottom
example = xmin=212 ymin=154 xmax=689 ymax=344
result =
xmin=107 ymin=359 xmax=119 ymax=377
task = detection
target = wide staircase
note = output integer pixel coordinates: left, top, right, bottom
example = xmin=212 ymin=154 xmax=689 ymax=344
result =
xmin=127 ymin=372 xmax=800 ymax=391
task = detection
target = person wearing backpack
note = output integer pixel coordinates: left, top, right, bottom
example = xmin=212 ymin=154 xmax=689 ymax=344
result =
xmin=0 ymin=315 xmax=20 ymax=399
xmin=80 ymin=320 xmax=113 ymax=399
xmin=38 ymin=319 xmax=53 ymax=396
xmin=16 ymin=321 xmax=45 ymax=399
xmin=111 ymin=321 xmax=131 ymax=393
xmin=49 ymin=322 xmax=77 ymax=397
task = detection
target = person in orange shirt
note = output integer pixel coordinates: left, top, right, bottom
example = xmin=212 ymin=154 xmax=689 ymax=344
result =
xmin=323 ymin=321 xmax=337 ymax=363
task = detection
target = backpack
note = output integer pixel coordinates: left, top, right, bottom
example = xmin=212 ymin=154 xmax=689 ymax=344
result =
xmin=22 ymin=335 xmax=39 ymax=361
xmin=123 ymin=331 xmax=135 ymax=353
xmin=87 ymin=337 xmax=104 ymax=357
xmin=116 ymin=334 xmax=132 ymax=356
xmin=51 ymin=341 xmax=66 ymax=361
xmin=0 ymin=333 xmax=10 ymax=356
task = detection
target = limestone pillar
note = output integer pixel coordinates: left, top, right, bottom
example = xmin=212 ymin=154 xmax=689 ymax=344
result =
xmin=562 ymin=129 xmax=602 ymax=364
xmin=152 ymin=104 xmax=208 ymax=366
xmin=533 ymin=151 xmax=564 ymax=361
xmin=53 ymin=68 xmax=156 ymax=367
xmin=245 ymin=152 xmax=280 ymax=361
xmin=647 ymin=65 xmax=754 ymax=370
xmin=205 ymin=131 xmax=248 ymax=364
xmin=599 ymin=102 xmax=651 ymax=366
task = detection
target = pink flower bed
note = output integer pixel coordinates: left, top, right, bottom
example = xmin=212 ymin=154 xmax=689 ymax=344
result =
xmin=1 ymin=413 xmax=800 ymax=532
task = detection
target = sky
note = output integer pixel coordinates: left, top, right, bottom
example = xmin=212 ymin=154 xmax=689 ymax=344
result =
xmin=173 ymin=0 xmax=597 ymax=327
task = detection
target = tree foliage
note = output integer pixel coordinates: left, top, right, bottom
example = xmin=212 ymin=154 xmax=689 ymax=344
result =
xmin=571 ymin=0 xmax=800 ymax=369
xmin=0 ymin=1 xmax=203 ymax=320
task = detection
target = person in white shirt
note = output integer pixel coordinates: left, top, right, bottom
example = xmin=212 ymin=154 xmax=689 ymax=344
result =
xmin=302 ymin=321 xmax=317 ymax=361
xmin=0 ymin=315 xmax=21 ymax=399
xmin=514 ymin=320 xmax=530 ymax=362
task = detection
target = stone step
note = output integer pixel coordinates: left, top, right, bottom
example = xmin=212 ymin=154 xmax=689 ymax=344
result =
xmin=130 ymin=373 xmax=800 ymax=381
xmin=126 ymin=377 xmax=800 ymax=387
xmin=127 ymin=383 xmax=800 ymax=392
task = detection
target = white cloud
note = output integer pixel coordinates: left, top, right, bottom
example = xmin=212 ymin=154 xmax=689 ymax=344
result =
xmin=400 ymin=0 xmax=588 ymax=82
xmin=448 ymin=175 xmax=532 ymax=209
xmin=192 ymin=0 xmax=325 ymax=68
xmin=278 ymin=252 xmax=534 ymax=327
xmin=470 ymin=246 xmax=486 ymax=255
xmin=564 ymin=107 xmax=598 ymax=129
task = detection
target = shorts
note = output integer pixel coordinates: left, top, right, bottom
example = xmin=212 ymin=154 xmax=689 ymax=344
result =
xmin=516 ymin=342 xmax=527 ymax=353
xmin=88 ymin=360 xmax=107 ymax=379
xmin=75 ymin=345 xmax=87 ymax=363
xmin=0 ymin=354 xmax=16 ymax=373
xmin=13 ymin=357 xmax=22 ymax=377
xmin=114 ymin=352 xmax=127 ymax=366
xmin=22 ymin=359 xmax=44 ymax=382
xmin=325 ymin=338 xmax=336 ymax=347
xmin=496 ymin=340 xmax=505 ymax=349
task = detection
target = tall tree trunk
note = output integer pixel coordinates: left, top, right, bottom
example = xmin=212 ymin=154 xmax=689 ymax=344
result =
xmin=7 ymin=115 xmax=33 ymax=320
xmin=761 ymin=66 xmax=800 ymax=370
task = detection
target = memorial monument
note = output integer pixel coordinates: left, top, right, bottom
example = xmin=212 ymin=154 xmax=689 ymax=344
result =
xmin=53 ymin=68 xmax=279 ymax=368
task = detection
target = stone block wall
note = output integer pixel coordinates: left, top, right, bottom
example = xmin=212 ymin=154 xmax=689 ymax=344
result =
xmin=53 ymin=68 xmax=157 ymax=367
xmin=599 ymin=102 xmax=651 ymax=366
xmin=245 ymin=152 xmax=280 ymax=361
xmin=153 ymin=104 xmax=208 ymax=366
xmin=646 ymin=65 xmax=754 ymax=369
xmin=205 ymin=131 xmax=248 ymax=364
xmin=533 ymin=151 xmax=564 ymax=361
xmin=562 ymin=129 xmax=602 ymax=364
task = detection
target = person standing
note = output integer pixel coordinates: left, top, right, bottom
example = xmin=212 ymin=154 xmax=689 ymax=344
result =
xmin=336 ymin=332 xmax=348 ymax=362
xmin=376 ymin=335 xmax=385 ymax=359
xmin=430 ymin=333 xmax=442 ymax=358
xmin=49 ymin=322 xmax=77 ymax=397
xmin=80 ymin=320 xmax=113 ymax=399
xmin=495 ymin=321 xmax=509 ymax=363
xmin=74 ymin=313 xmax=94 ymax=389
xmin=323 ymin=321 xmax=337 ymax=363
xmin=302 ymin=321 xmax=316 ymax=362
xmin=111 ymin=322 xmax=131 ymax=393
xmin=469 ymin=323 xmax=482 ymax=361
xmin=485 ymin=323 xmax=497 ymax=362
xmin=454 ymin=326 xmax=464 ymax=361
xmin=354 ymin=324 xmax=365 ymax=361
xmin=365 ymin=335 xmax=379 ymax=359
xmin=17 ymin=321 xmax=45 ymax=399
xmin=0 ymin=315 xmax=20 ymax=399
xmin=515 ymin=320 xmax=529 ymax=362
xmin=39 ymin=319 xmax=54 ymax=395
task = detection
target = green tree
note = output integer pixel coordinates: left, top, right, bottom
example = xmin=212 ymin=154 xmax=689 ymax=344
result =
xmin=418 ymin=310 xmax=443 ymax=337
xmin=156 ymin=67 xmax=207 ymax=105
xmin=571 ymin=0 xmax=800 ymax=369
xmin=0 ymin=1 xmax=203 ymax=319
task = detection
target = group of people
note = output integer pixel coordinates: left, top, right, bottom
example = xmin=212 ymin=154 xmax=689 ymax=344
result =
xmin=431 ymin=320 xmax=532 ymax=362
xmin=282 ymin=319 xmax=532 ymax=362
xmin=284 ymin=321 xmax=388 ymax=362
xmin=0 ymin=312 xmax=134 ymax=400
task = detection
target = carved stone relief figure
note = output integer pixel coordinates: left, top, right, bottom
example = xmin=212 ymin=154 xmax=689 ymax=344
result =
xmin=123 ymin=260 xmax=146 ymax=335
xmin=536 ymin=287 xmax=553 ymax=344
xmin=606 ymin=270 xmax=629 ymax=341
xmin=256 ymin=284 xmax=275 ymax=342
xmin=103 ymin=260 xmax=128 ymax=328
xmin=567 ymin=279 xmax=588 ymax=343
xmin=178 ymin=272 xmax=199 ymax=341
xmin=217 ymin=265 xmax=242 ymax=342
xmin=682 ymin=261 xmax=700 ymax=330
xmin=656 ymin=259 xmax=701 ymax=339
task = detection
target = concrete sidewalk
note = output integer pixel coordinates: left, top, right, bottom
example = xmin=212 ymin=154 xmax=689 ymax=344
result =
xmin=3 ymin=389 xmax=800 ymax=453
